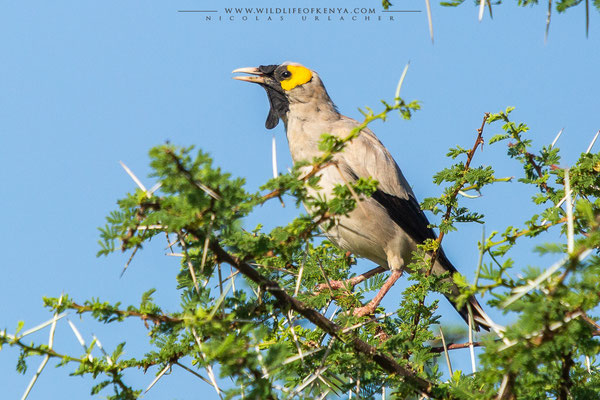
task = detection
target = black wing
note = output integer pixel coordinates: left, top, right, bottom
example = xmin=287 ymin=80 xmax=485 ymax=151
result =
xmin=370 ymin=189 xmax=457 ymax=274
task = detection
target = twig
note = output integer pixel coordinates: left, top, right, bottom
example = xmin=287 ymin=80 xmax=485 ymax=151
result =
xmin=431 ymin=340 xmax=487 ymax=353
xmin=68 ymin=302 xmax=182 ymax=324
xmin=341 ymin=312 xmax=396 ymax=333
xmin=585 ymin=0 xmax=590 ymax=37
xmin=165 ymin=148 xmax=221 ymax=200
xmin=545 ymin=0 xmax=552 ymax=43
xmin=120 ymin=229 xmax=145 ymax=277
xmin=316 ymin=257 xmax=335 ymax=297
xmin=427 ymin=112 xmax=489 ymax=275
xmin=558 ymin=352 xmax=574 ymax=400
xmin=581 ymin=313 xmax=600 ymax=331
xmin=487 ymin=217 xmax=567 ymax=248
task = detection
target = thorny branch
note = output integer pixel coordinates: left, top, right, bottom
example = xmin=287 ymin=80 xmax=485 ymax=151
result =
xmin=524 ymin=150 xmax=551 ymax=192
xmin=410 ymin=113 xmax=490 ymax=341
xmin=202 ymin=233 xmax=447 ymax=399
xmin=68 ymin=302 xmax=183 ymax=325
xmin=428 ymin=112 xmax=490 ymax=274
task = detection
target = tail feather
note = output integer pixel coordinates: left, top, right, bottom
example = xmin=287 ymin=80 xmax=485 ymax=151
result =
xmin=453 ymin=295 xmax=492 ymax=332
xmin=434 ymin=249 xmax=495 ymax=332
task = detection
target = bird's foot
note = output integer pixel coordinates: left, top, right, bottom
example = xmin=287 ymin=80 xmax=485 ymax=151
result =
xmin=352 ymin=303 xmax=377 ymax=317
xmin=351 ymin=270 xmax=403 ymax=318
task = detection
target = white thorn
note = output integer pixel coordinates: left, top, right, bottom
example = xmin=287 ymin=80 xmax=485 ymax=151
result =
xmin=478 ymin=0 xmax=485 ymax=21
xmin=503 ymin=249 xmax=593 ymax=308
xmin=119 ymin=161 xmax=148 ymax=194
xmin=468 ymin=305 xmax=477 ymax=373
xmin=394 ymin=61 xmax=410 ymax=103
xmin=586 ymin=356 xmax=592 ymax=374
xmin=92 ymin=334 xmax=113 ymax=366
xmin=19 ymin=313 xmax=67 ymax=339
xmin=67 ymin=319 xmax=93 ymax=362
xmin=425 ymin=0 xmax=434 ymax=43
xmin=144 ymin=363 xmax=171 ymax=393
xmin=550 ymin=128 xmax=564 ymax=149
xmin=21 ymin=295 xmax=63 ymax=400
xmin=148 ymin=182 xmax=162 ymax=195
xmin=586 ymin=129 xmax=600 ymax=154
xmin=565 ymin=169 xmax=574 ymax=254
xmin=272 ymin=135 xmax=278 ymax=179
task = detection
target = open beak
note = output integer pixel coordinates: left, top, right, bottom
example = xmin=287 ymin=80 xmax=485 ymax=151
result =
xmin=233 ymin=64 xmax=286 ymax=130
xmin=232 ymin=67 xmax=266 ymax=84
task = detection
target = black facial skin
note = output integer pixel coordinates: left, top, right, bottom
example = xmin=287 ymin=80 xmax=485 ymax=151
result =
xmin=257 ymin=64 xmax=290 ymax=129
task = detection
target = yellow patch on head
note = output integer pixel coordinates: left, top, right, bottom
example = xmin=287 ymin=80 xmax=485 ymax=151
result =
xmin=280 ymin=65 xmax=313 ymax=91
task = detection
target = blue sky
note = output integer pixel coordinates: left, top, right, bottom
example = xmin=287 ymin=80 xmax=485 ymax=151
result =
xmin=1 ymin=1 xmax=599 ymax=399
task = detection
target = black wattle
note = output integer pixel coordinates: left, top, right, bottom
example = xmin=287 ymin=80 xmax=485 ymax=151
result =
xmin=263 ymin=86 xmax=289 ymax=130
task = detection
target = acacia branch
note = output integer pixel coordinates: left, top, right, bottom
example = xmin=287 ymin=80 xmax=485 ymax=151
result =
xmin=558 ymin=352 xmax=574 ymax=400
xmin=203 ymin=234 xmax=446 ymax=398
xmin=486 ymin=217 xmax=567 ymax=249
xmin=429 ymin=112 xmax=489 ymax=272
xmin=410 ymin=113 xmax=489 ymax=340
xmin=68 ymin=302 xmax=183 ymax=325
xmin=430 ymin=340 xmax=488 ymax=353
xmin=524 ymin=151 xmax=550 ymax=192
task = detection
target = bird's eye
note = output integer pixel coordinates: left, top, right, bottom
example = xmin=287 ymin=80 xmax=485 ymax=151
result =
xmin=281 ymin=70 xmax=292 ymax=79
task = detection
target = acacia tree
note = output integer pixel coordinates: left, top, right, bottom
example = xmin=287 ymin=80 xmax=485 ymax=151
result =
xmin=2 ymin=88 xmax=600 ymax=398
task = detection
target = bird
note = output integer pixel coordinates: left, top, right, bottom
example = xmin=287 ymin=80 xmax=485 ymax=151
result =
xmin=233 ymin=62 xmax=492 ymax=331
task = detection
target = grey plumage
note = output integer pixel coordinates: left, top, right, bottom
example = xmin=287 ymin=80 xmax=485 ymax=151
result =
xmin=234 ymin=62 xmax=492 ymax=331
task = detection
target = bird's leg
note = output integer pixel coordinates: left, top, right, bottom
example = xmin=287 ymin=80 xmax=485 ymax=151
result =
xmin=353 ymin=269 xmax=403 ymax=317
xmin=316 ymin=266 xmax=387 ymax=292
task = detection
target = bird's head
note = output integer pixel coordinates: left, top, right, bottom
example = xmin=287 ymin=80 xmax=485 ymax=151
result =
xmin=233 ymin=62 xmax=332 ymax=129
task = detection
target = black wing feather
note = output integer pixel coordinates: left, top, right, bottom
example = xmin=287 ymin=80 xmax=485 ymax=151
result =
xmin=370 ymin=189 xmax=457 ymax=274
xmin=371 ymin=190 xmax=435 ymax=244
